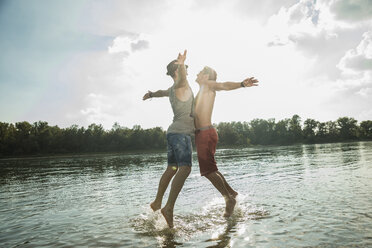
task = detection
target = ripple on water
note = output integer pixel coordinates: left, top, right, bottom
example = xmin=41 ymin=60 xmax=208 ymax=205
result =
xmin=1 ymin=141 xmax=372 ymax=247
xmin=130 ymin=195 xmax=270 ymax=246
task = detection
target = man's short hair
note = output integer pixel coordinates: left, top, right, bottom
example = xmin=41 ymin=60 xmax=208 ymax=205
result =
xmin=166 ymin=60 xmax=178 ymax=78
xmin=166 ymin=60 xmax=188 ymax=78
xmin=202 ymin=66 xmax=217 ymax=81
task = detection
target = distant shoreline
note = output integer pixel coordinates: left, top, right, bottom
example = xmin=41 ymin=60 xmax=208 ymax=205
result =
xmin=1 ymin=116 xmax=371 ymax=158
xmin=2 ymin=140 xmax=371 ymax=160
xmin=0 ymin=149 xmax=166 ymax=160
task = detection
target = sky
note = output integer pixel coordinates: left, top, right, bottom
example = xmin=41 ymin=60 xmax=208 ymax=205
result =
xmin=0 ymin=0 xmax=371 ymax=130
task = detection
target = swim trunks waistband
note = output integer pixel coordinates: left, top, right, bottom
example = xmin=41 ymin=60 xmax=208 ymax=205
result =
xmin=195 ymin=125 xmax=214 ymax=132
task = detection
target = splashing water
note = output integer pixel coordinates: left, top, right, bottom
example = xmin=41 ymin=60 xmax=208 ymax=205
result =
xmin=131 ymin=194 xmax=270 ymax=247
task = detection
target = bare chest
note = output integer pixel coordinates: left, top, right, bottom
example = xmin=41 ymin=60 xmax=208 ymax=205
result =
xmin=195 ymin=89 xmax=216 ymax=111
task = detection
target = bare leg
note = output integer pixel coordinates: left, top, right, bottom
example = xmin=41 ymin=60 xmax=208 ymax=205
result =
xmin=216 ymin=171 xmax=238 ymax=198
xmin=205 ymin=171 xmax=236 ymax=217
xmin=151 ymin=166 xmax=178 ymax=211
xmin=161 ymin=166 xmax=191 ymax=228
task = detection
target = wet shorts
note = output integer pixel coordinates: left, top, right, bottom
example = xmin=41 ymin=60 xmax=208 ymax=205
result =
xmin=195 ymin=126 xmax=218 ymax=176
xmin=167 ymin=133 xmax=192 ymax=166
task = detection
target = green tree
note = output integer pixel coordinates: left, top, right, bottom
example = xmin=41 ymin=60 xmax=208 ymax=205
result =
xmin=15 ymin=121 xmax=38 ymax=154
xmin=359 ymin=120 xmax=372 ymax=139
xmin=303 ymin=118 xmax=318 ymax=143
xmin=62 ymin=125 xmax=81 ymax=152
xmin=249 ymin=118 xmax=275 ymax=145
xmin=316 ymin=122 xmax=327 ymax=142
xmin=84 ymin=124 xmax=105 ymax=152
xmin=216 ymin=122 xmax=240 ymax=146
xmin=325 ymin=121 xmax=339 ymax=142
xmin=32 ymin=121 xmax=51 ymax=152
xmin=289 ymin=114 xmax=303 ymax=143
xmin=0 ymin=122 xmax=16 ymax=155
xmin=1 ymin=115 xmax=371 ymax=157
xmin=274 ymin=118 xmax=290 ymax=145
xmin=337 ymin=117 xmax=358 ymax=140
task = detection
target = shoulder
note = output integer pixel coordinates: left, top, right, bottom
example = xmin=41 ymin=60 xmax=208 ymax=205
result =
xmin=202 ymin=81 xmax=218 ymax=92
xmin=174 ymin=79 xmax=190 ymax=89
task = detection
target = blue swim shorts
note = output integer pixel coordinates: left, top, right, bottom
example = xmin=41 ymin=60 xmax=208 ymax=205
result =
xmin=167 ymin=133 xmax=192 ymax=166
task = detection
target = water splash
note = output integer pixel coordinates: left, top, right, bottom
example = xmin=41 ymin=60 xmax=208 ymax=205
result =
xmin=130 ymin=196 xmax=270 ymax=245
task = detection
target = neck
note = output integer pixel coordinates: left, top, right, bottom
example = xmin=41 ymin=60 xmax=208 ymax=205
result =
xmin=198 ymin=80 xmax=207 ymax=87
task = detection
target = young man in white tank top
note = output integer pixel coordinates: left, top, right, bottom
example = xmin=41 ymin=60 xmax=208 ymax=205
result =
xmin=143 ymin=50 xmax=194 ymax=228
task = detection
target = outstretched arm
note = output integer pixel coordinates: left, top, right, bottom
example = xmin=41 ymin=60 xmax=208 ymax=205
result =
xmin=174 ymin=50 xmax=188 ymax=88
xmin=143 ymin=88 xmax=170 ymax=101
xmin=207 ymin=77 xmax=259 ymax=91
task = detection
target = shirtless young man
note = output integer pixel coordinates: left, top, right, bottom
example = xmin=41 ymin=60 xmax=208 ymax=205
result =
xmin=194 ymin=66 xmax=258 ymax=217
xmin=143 ymin=50 xmax=194 ymax=228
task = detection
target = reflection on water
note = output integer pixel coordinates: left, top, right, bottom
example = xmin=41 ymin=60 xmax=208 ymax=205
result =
xmin=131 ymin=196 xmax=270 ymax=248
xmin=1 ymin=142 xmax=372 ymax=247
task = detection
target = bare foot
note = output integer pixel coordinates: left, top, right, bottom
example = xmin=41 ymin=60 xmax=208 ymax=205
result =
xmin=224 ymin=198 xmax=236 ymax=217
xmin=161 ymin=207 xmax=174 ymax=228
xmin=150 ymin=201 xmax=161 ymax=211
xmin=230 ymin=191 xmax=238 ymax=199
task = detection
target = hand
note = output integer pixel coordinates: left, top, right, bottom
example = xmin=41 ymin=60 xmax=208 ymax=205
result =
xmin=242 ymin=77 xmax=259 ymax=87
xmin=143 ymin=90 xmax=153 ymax=100
xmin=174 ymin=50 xmax=187 ymax=65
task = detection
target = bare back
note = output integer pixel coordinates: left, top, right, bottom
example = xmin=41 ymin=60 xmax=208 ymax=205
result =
xmin=194 ymin=84 xmax=216 ymax=129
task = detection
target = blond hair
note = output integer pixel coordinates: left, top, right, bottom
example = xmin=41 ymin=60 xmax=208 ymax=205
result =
xmin=202 ymin=66 xmax=217 ymax=81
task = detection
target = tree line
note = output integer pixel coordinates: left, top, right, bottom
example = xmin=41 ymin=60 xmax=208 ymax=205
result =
xmin=0 ymin=115 xmax=371 ymax=157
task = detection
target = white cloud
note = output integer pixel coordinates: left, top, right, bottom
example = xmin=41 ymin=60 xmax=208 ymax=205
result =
xmin=80 ymin=93 xmax=113 ymax=125
xmin=266 ymin=0 xmax=326 ymax=46
xmin=356 ymin=87 xmax=372 ymax=97
xmin=319 ymin=30 xmax=372 ymax=121
xmin=266 ymin=0 xmax=372 ymax=80
xmin=330 ymin=0 xmax=372 ymax=22
xmin=108 ymin=33 xmax=150 ymax=54
xmin=337 ymin=31 xmax=372 ymax=73
xmin=198 ymin=0 xmax=299 ymax=24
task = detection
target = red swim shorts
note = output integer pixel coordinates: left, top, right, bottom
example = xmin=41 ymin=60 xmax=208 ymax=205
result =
xmin=195 ymin=127 xmax=218 ymax=176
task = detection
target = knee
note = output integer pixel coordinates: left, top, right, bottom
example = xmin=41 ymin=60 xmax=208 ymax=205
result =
xmin=166 ymin=166 xmax=178 ymax=174
xmin=205 ymin=171 xmax=217 ymax=180
xmin=179 ymin=166 xmax=191 ymax=174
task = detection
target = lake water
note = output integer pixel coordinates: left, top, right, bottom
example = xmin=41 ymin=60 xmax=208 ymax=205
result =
xmin=1 ymin=142 xmax=372 ymax=247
